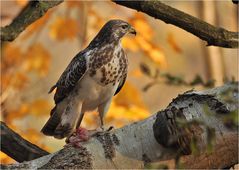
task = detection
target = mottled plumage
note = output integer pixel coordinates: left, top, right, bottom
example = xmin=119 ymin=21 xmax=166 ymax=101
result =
xmin=41 ymin=19 xmax=136 ymax=139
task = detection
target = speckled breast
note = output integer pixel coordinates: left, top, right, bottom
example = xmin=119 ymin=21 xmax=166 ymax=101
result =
xmin=88 ymin=46 xmax=128 ymax=86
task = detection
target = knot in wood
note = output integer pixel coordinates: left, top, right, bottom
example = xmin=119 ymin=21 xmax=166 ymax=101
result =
xmin=153 ymin=106 xmax=197 ymax=155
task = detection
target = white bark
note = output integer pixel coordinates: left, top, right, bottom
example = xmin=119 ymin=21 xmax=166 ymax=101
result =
xmin=2 ymin=83 xmax=238 ymax=169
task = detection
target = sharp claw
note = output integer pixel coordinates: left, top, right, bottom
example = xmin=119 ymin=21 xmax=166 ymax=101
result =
xmin=99 ymin=126 xmax=104 ymax=131
xmin=66 ymin=126 xmax=115 ymax=146
xmin=65 ymin=127 xmax=90 ymax=147
xmin=107 ymin=126 xmax=114 ymax=132
xmin=89 ymin=126 xmax=114 ymax=137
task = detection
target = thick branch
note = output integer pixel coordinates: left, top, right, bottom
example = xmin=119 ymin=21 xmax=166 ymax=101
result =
xmin=1 ymin=83 xmax=238 ymax=169
xmin=0 ymin=0 xmax=63 ymax=41
xmin=114 ymin=1 xmax=239 ymax=48
xmin=0 ymin=122 xmax=49 ymax=162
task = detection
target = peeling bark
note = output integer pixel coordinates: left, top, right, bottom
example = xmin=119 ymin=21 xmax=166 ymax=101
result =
xmin=113 ymin=0 xmax=239 ymax=48
xmin=1 ymin=83 xmax=238 ymax=169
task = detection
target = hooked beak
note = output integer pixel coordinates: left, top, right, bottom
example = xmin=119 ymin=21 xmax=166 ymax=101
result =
xmin=128 ymin=26 xmax=136 ymax=36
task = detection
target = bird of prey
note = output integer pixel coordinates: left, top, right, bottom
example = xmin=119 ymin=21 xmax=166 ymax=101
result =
xmin=41 ymin=19 xmax=136 ymax=142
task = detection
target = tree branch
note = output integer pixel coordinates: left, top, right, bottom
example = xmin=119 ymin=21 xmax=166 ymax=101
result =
xmin=0 ymin=0 xmax=63 ymax=41
xmin=1 ymin=83 xmax=238 ymax=169
xmin=0 ymin=121 xmax=49 ymax=162
xmin=113 ymin=1 xmax=239 ymax=48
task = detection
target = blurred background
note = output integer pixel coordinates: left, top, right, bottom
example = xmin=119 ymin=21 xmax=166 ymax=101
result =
xmin=1 ymin=0 xmax=238 ymax=164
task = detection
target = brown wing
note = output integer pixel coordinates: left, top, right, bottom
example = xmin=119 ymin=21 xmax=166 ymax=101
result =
xmin=114 ymin=75 xmax=127 ymax=96
xmin=49 ymin=51 xmax=87 ymax=104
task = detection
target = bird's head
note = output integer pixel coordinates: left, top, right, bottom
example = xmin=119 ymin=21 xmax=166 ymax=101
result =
xmin=91 ymin=19 xmax=136 ymax=46
xmin=106 ymin=19 xmax=136 ymax=39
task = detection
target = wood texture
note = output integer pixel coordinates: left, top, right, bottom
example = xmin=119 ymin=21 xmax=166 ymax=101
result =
xmin=1 ymin=83 xmax=238 ymax=169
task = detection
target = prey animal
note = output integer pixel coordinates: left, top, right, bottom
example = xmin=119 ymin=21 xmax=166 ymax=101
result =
xmin=41 ymin=20 xmax=136 ymax=143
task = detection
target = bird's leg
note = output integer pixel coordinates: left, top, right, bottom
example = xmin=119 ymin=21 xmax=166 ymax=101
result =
xmin=99 ymin=116 xmax=105 ymax=131
xmin=65 ymin=127 xmax=90 ymax=147
xmin=98 ymin=117 xmax=114 ymax=132
xmin=65 ymin=112 xmax=91 ymax=147
xmin=66 ymin=98 xmax=116 ymax=146
xmin=88 ymin=99 xmax=114 ymax=137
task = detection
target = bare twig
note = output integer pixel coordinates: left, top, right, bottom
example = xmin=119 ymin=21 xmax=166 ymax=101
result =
xmin=0 ymin=121 xmax=49 ymax=162
xmin=140 ymin=63 xmax=215 ymax=91
xmin=113 ymin=1 xmax=239 ymax=48
xmin=0 ymin=0 xmax=63 ymax=41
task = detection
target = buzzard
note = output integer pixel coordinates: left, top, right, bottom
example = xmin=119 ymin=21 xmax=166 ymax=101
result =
xmin=41 ymin=19 xmax=136 ymax=141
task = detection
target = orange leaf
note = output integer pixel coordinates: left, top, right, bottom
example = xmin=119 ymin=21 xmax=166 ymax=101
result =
xmin=24 ymin=43 xmax=51 ymax=77
xmin=132 ymin=16 xmax=153 ymax=41
xmin=29 ymin=99 xmax=51 ymax=116
xmin=49 ymin=17 xmax=79 ymax=41
xmin=15 ymin=0 xmax=28 ymax=7
xmin=136 ymin=35 xmax=152 ymax=52
xmin=12 ymin=72 xmax=29 ymax=89
xmin=6 ymin=103 xmax=30 ymax=122
xmin=0 ymin=152 xmax=15 ymax=164
xmin=167 ymin=32 xmax=182 ymax=53
xmin=2 ymin=44 xmax=23 ymax=67
xmin=130 ymin=68 xmax=143 ymax=78
xmin=114 ymin=82 xmax=147 ymax=109
xmin=107 ymin=101 xmax=149 ymax=127
xmin=1 ymin=74 xmax=11 ymax=91
xmin=122 ymin=37 xmax=139 ymax=52
xmin=148 ymin=48 xmax=168 ymax=69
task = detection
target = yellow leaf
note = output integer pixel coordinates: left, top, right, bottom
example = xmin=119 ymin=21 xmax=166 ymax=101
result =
xmin=49 ymin=17 xmax=79 ymax=40
xmin=126 ymin=105 xmax=149 ymax=120
xmin=15 ymin=0 xmax=28 ymax=7
xmin=122 ymin=37 xmax=139 ymax=52
xmin=114 ymin=82 xmax=147 ymax=109
xmin=136 ymin=35 xmax=152 ymax=52
xmin=0 ymin=152 xmax=15 ymax=164
xmin=12 ymin=72 xmax=29 ymax=89
xmin=29 ymin=99 xmax=51 ymax=116
xmin=1 ymin=74 xmax=11 ymax=91
xmin=2 ymin=72 xmax=28 ymax=92
xmin=132 ymin=16 xmax=153 ymax=41
xmin=148 ymin=48 xmax=168 ymax=69
xmin=82 ymin=90 xmax=149 ymax=128
xmin=107 ymin=101 xmax=149 ymax=127
xmin=130 ymin=68 xmax=143 ymax=78
xmin=3 ymin=44 xmax=23 ymax=67
xmin=167 ymin=33 xmax=182 ymax=53
xmin=6 ymin=103 xmax=30 ymax=123
xmin=24 ymin=43 xmax=51 ymax=77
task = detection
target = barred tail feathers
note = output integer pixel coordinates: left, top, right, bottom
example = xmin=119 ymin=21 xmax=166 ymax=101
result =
xmin=41 ymin=106 xmax=61 ymax=136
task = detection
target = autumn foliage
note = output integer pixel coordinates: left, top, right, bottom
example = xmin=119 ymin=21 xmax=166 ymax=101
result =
xmin=0 ymin=1 xmax=175 ymax=163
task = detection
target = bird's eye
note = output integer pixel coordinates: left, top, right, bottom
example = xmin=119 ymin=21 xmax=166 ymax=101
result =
xmin=121 ymin=25 xmax=128 ymax=29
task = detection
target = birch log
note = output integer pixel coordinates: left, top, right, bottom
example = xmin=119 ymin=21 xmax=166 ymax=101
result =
xmin=1 ymin=83 xmax=238 ymax=169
